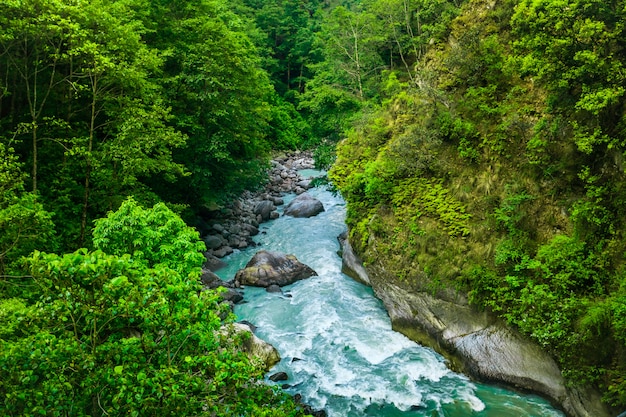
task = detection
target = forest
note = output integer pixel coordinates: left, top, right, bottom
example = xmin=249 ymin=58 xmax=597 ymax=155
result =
xmin=1 ymin=0 xmax=626 ymax=415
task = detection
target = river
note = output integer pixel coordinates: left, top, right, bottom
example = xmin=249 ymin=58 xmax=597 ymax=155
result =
xmin=216 ymin=173 xmax=565 ymax=417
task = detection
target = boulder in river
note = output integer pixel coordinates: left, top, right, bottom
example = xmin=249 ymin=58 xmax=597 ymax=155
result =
xmin=235 ymin=250 xmax=317 ymax=287
xmin=227 ymin=322 xmax=280 ymax=371
xmin=254 ymin=200 xmax=276 ymax=221
xmin=284 ymin=193 xmax=325 ymax=218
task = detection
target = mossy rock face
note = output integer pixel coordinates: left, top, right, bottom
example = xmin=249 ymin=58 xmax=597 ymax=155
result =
xmin=365 ymin=262 xmax=612 ymax=417
xmin=234 ymin=250 xmax=317 ymax=287
xmin=230 ymin=323 xmax=280 ymax=371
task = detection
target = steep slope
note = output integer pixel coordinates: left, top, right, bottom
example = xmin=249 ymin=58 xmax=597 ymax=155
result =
xmin=331 ymin=0 xmax=626 ymax=415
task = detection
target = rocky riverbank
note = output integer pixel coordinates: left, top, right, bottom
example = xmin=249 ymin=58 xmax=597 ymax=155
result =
xmin=196 ymin=152 xmax=317 ymax=267
xmin=339 ymin=235 xmax=612 ymax=417
xmin=196 ymin=151 xmax=327 ymax=417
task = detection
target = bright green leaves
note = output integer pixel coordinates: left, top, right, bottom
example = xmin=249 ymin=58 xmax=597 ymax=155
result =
xmin=0 ymin=144 xmax=56 ymax=283
xmin=512 ymin=0 xmax=626 ymax=155
xmin=392 ymin=178 xmax=471 ymax=238
xmin=93 ymin=197 xmax=205 ymax=277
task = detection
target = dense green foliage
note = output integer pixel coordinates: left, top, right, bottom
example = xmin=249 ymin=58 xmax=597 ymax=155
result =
xmin=0 ymin=0 xmax=328 ymax=415
xmin=0 ymin=0 xmax=321 ymax=249
xmin=0 ymin=200 xmax=306 ymax=416
xmin=4 ymin=0 xmax=626 ymax=412
xmin=327 ymin=0 xmax=626 ymax=409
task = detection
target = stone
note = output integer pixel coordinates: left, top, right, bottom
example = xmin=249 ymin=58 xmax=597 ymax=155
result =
xmin=296 ymin=179 xmax=312 ymax=189
xmin=269 ymin=372 xmax=289 ymax=382
xmin=366 ymin=263 xmax=613 ymax=417
xmin=200 ymin=269 xmax=222 ymax=288
xmin=204 ymin=234 xmax=224 ymax=250
xmin=227 ymin=323 xmax=280 ymax=371
xmin=337 ymin=231 xmax=370 ymax=286
xmin=243 ymin=223 xmax=259 ymax=236
xmin=213 ymin=246 xmax=234 ymax=258
xmin=254 ymin=200 xmax=275 ymax=221
xmin=266 ymin=284 xmax=282 ymax=293
xmin=284 ymin=193 xmax=325 ymax=218
xmin=203 ymin=253 xmax=227 ymax=271
xmin=220 ymin=287 xmax=244 ymax=304
xmin=234 ymin=250 xmax=317 ymax=287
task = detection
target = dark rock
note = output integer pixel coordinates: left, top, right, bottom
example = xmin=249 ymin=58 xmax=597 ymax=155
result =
xmin=271 ymin=197 xmax=285 ymax=206
xmin=234 ymin=250 xmax=317 ymax=287
xmin=243 ymin=223 xmax=259 ymax=236
xmin=213 ymin=246 xmax=234 ymax=258
xmin=266 ymin=284 xmax=282 ymax=293
xmin=203 ymin=252 xmax=228 ymax=271
xmin=219 ymin=287 xmax=244 ymax=304
xmin=269 ymin=372 xmax=289 ymax=382
xmin=212 ymin=223 xmax=225 ymax=233
xmin=238 ymin=320 xmax=257 ymax=333
xmin=337 ymin=231 xmax=370 ymax=286
xmin=200 ymin=269 xmax=222 ymax=288
xmin=270 ymin=211 xmax=280 ymax=220
xmin=254 ymin=200 xmax=275 ymax=221
xmin=204 ymin=234 xmax=224 ymax=250
xmin=284 ymin=193 xmax=325 ymax=218
xmin=296 ymin=179 xmax=312 ymax=189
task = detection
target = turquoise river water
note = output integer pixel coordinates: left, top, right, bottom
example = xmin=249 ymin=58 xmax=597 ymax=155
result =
xmin=216 ymin=174 xmax=565 ymax=417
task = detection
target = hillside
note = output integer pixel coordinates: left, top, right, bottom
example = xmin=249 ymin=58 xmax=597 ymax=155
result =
xmin=330 ymin=0 xmax=626 ymax=412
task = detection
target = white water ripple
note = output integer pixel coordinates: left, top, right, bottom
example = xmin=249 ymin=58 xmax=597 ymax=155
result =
xmin=219 ymin=178 xmax=564 ymax=417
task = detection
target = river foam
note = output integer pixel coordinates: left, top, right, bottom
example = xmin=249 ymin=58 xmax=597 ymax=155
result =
xmin=218 ymin=179 xmax=565 ymax=417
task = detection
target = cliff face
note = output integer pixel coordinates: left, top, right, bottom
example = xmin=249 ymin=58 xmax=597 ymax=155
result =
xmin=329 ymin=0 xmax=626 ymax=412
xmin=340 ymin=240 xmax=610 ymax=417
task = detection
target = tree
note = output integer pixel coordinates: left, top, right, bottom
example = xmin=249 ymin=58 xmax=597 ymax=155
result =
xmin=92 ymin=197 xmax=206 ymax=277
xmin=0 ymin=144 xmax=55 ymax=289
xmin=0 ymin=198 xmax=307 ymax=416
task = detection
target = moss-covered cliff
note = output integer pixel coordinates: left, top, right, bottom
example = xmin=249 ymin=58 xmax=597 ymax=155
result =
xmin=330 ymin=0 xmax=626 ymax=413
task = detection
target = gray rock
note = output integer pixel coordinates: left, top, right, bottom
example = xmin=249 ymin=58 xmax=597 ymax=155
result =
xmin=213 ymin=246 xmax=234 ymax=258
xmin=269 ymin=372 xmax=289 ymax=382
xmin=270 ymin=211 xmax=280 ymax=220
xmin=296 ymin=179 xmax=312 ymax=189
xmin=337 ymin=231 xmax=370 ymax=286
xmin=254 ymin=200 xmax=275 ymax=221
xmin=219 ymin=287 xmax=244 ymax=304
xmin=266 ymin=284 xmax=282 ymax=293
xmin=366 ymin=263 xmax=612 ymax=417
xmin=243 ymin=223 xmax=259 ymax=236
xmin=226 ymin=323 xmax=280 ymax=371
xmin=284 ymin=193 xmax=325 ymax=218
xmin=204 ymin=234 xmax=224 ymax=250
xmin=200 ymin=269 xmax=222 ymax=288
xmin=203 ymin=253 xmax=227 ymax=271
xmin=212 ymin=223 xmax=225 ymax=233
xmin=235 ymin=250 xmax=317 ymax=287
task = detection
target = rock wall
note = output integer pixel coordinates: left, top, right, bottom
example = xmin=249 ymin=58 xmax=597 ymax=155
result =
xmin=340 ymin=237 xmax=612 ymax=417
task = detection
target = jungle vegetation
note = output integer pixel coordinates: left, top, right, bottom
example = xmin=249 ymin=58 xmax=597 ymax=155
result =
xmin=327 ymin=0 xmax=626 ymax=410
xmin=2 ymin=0 xmax=626 ymax=414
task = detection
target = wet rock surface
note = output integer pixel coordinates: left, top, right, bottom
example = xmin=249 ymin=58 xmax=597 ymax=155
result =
xmin=195 ymin=152 xmax=317 ymax=263
xmin=283 ymin=192 xmax=325 ymax=218
xmin=234 ymin=250 xmax=318 ymax=288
